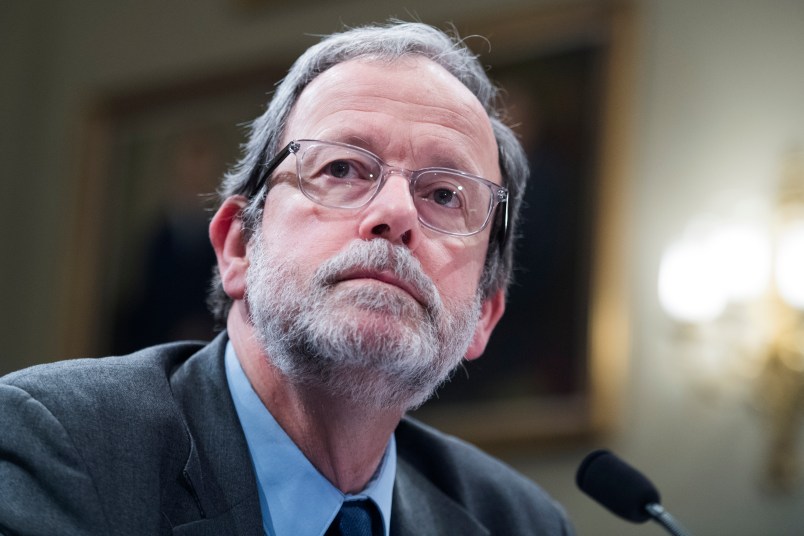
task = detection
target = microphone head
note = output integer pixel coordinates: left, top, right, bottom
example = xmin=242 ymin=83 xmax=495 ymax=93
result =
xmin=576 ymin=449 xmax=661 ymax=523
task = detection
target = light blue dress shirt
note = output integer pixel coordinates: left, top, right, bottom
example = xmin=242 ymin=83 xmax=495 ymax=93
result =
xmin=224 ymin=342 xmax=396 ymax=536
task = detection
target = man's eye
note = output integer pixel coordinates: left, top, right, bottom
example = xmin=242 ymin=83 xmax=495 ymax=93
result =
xmin=430 ymin=187 xmax=462 ymax=208
xmin=323 ymin=159 xmax=376 ymax=181
xmin=328 ymin=160 xmax=352 ymax=178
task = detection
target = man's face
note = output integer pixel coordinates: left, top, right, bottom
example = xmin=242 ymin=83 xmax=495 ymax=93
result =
xmin=244 ymin=57 xmax=504 ymax=409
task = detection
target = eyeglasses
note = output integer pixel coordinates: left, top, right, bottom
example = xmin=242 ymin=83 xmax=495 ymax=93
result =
xmin=241 ymin=139 xmax=508 ymax=239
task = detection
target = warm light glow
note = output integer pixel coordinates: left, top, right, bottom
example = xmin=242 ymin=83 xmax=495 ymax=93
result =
xmin=711 ymin=224 xmax=771 ymax=301
xmin=776 ymin=221 xmax=804 ymax=310
xmin=659 ymin=239 xmax=726 ymax=322
xmin=656 ymin=159 xmax=804 ymax=492
xmin=659 ymin=221 xmax=771 ymax=322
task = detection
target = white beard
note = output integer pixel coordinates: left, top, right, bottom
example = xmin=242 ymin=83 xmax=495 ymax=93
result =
xmin=245 ymin=236 xmax=482 ymax=410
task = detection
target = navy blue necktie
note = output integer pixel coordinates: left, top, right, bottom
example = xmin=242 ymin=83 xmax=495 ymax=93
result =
xmin=326 ymin=499 xmax=381 ymax=536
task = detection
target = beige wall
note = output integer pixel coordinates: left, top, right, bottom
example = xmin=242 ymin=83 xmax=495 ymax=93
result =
xmin=3 ymin=0 xmax=804 ymax=534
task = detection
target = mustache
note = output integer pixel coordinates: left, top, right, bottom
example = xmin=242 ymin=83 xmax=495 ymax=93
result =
xmin=312 ymin=239 xmax=441 ymax=313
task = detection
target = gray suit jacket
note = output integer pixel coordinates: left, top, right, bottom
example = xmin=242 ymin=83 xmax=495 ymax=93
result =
xmin=0 ymin=333 xmax=573 ymax=535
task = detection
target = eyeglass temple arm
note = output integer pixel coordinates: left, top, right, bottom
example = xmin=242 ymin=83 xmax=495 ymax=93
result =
xmin=496 ymin=199 xmax=509 ymax=256
xmin=241 ymin=142 xmax=294 ymax=198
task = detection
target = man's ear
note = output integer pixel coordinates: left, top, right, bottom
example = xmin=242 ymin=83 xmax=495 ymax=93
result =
xmin=209 ymin=196 xmax=250 ymax=301
xmin=465 ymin=289 xmax=505 ymax=361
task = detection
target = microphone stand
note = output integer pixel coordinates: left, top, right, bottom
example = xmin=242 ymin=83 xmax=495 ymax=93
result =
xmin=645 ymin=503 xmax=693 ymax=536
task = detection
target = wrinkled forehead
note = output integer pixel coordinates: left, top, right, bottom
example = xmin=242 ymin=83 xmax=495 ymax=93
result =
xmin=282 ymin=56 xmax=501 ymax=181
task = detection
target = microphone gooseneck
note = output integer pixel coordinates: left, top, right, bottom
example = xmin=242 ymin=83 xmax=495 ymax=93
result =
xmin=576 ymin=449 xmax=693 ymax=536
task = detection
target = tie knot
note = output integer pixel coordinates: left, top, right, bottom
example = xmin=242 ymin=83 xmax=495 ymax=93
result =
xmin=326 ymin=499 xmax=382 ymax=536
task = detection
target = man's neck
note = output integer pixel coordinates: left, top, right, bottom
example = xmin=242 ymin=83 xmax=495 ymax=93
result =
xmin=227 ymin=310 xmax=403 ymax=493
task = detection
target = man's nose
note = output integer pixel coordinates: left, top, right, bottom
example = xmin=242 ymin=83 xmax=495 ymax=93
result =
xmin=357 ymin=174 xmax=421 ymax=249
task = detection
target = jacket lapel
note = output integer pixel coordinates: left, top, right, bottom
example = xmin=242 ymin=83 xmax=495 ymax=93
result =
xmin=169 ymin=333 xmax=263 ymax=536
xmin=391 ymin=457 xmax=489 ymax=536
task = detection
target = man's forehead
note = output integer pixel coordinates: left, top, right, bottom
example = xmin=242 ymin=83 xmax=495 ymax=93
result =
xmin=282 ymin=56 xmax=500 ymax=178
xmin=297 ymin=56 xmax=482 ymax=110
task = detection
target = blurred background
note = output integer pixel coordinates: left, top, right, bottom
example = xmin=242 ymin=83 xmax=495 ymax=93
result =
xmin=2 ymin=0 xmax=804 ymax=534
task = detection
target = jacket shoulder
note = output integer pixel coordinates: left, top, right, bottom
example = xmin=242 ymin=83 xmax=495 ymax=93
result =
xmin=0 ymin=339 xmax=209 ymax=471
xmin=0 ymin=340 xmax=212 ymax=534
xmin=2 ymin=340 xmax=204 ymax=391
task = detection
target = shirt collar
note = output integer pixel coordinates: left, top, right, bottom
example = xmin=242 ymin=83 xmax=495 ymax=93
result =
xmin=224 ymin=341 xmax=396 ymax=536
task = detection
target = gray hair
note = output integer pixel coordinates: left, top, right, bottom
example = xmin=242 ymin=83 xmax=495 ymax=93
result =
xmin=208 ymin=21 xmax=529 ymax=325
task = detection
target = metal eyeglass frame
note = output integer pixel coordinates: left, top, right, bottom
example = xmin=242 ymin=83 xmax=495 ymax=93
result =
xmin=240 ymin=139 xmax=509 ymax=249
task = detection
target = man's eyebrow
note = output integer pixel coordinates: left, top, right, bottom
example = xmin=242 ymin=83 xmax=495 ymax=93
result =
xmin=319 ymin=133 xmax=482 ymax=174
xmin=319 ymin=132 xmax=375 ymax=149
xmin=425 ymin=154 xmax=476 ymax=172
xmin=341 ymin=134 xmax=372 ymax=146
xmin=417 ymin=145 xmax=481 ymax=174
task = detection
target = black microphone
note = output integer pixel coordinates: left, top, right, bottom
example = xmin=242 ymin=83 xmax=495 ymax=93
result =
xmin=576 ymin=449 xmax=693 ymax=536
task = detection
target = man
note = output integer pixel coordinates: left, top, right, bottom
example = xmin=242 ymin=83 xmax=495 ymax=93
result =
xmin=0 ymin=22 xmax=573 ymax=536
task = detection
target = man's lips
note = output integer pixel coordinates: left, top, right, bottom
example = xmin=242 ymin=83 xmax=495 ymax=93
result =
xmin=335 ymin=270 xmax=426 ymax=306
